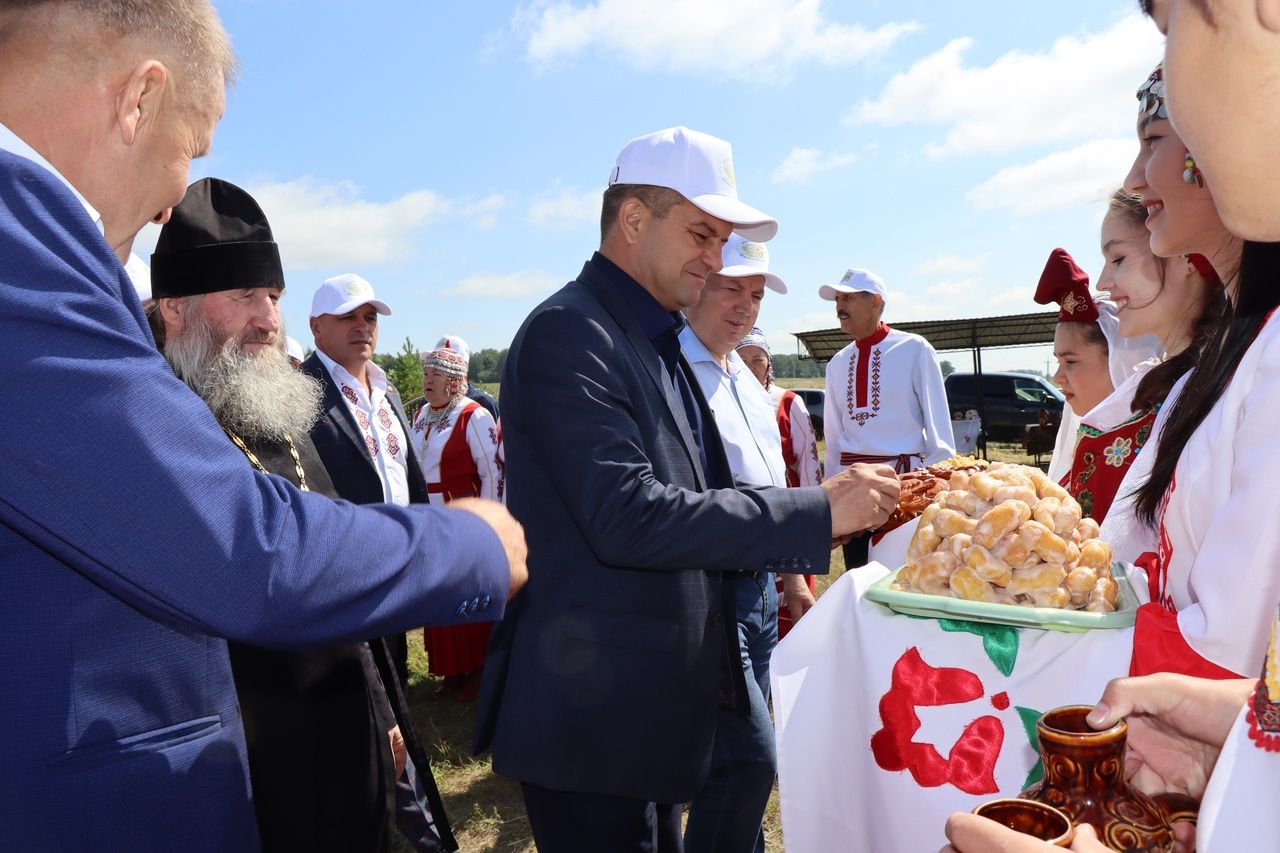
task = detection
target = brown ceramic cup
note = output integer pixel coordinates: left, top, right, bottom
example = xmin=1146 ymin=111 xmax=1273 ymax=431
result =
xmin=973 ymin=798 xmax=1076 ymax=846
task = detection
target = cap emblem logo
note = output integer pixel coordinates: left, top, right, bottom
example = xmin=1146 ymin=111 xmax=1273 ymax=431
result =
xmin=740 ymin=241 xmax=766 ymax=262
xmin=720 ymin=158 xmax=736 ymax=189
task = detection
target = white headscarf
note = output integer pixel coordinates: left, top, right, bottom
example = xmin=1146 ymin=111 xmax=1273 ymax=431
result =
xmin=1046 ymin=300 xmax=1164 ymax=483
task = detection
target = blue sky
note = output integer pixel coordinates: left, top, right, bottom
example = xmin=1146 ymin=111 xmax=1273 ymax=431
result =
xmin=136 ymin=0 xmax=1165 ymax=373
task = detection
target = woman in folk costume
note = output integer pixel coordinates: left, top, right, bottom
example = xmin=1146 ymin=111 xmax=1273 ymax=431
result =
xmin=1105 ymin=62 xmax=1280 ymax=682
xmin=945 ymin=7 xmax=1280 ymax=852
xmin=736 ymin=327 xmax=822 ymax=640
xmin=411 ymin=346 xmax=503 ymax=696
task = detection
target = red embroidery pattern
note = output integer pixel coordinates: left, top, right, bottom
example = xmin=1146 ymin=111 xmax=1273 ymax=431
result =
xmin=870 ymin=647 xmax=1003 ymax=795
xmin=377 ymin=408 xmax=393 ymax=430
xmin=341 ymin=385 xmax=359 ymax=405
xmin=846 ymin=347 xmax=883 ymax=427
xmin=1153 ymin=471 xmax=1178 ymax=611
xmin=1246 ymin=678 xmax=1280 ymax=752
xmin=386 ymin=431 xmax=400 ymax=456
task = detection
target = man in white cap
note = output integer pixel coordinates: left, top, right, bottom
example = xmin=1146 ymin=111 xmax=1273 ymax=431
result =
xmin=434 ymin=334 xmax=499 ymax=419
xmin=678 ymin=235 xmax=812 ymax=852
xmin=820 ymin=269 xmax=954 ymax=566
xmin=284 ymin=335 xmax=305 ymax=368
xmin=475 ymin=126 xmax=898 ymax=851
xmin=301 ymin=274 xmax=432 ymax=681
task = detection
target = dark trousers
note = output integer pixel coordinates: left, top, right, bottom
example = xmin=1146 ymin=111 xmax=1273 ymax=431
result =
xmin=684 ymin=574 xmax=778 ymax=853
xmin=842 ymin=533 xmax=870 ymax=571
xmin=521 ymin=782 xmax=682 ymax=853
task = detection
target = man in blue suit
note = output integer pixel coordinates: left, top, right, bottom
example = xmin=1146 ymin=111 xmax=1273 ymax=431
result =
xmin=0 ymin=3 xmax=525 ymax=849
xmin=474 ymin=126 xmax=900 ymax=851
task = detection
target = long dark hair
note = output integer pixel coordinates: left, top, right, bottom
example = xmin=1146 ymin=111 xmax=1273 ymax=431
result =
xmin=1103 ymin=189 xmax=1227 ymax=414
xmin=1135 ymin=240 xmax=1280 ymax=524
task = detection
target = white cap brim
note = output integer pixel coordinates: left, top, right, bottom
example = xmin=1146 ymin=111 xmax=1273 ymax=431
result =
xmin=687 ymin=192 xmax=778 ymax=241
xmin=317 ymin=298 xmax=392 ymax=318
xmin=720 ymin=263 xmax=787 ymax=294
xmin=819 ymin=283 xmax=885 ymax=301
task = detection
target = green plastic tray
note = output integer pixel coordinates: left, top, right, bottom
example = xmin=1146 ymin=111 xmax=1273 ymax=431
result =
xmin=864 ymin=563 xmax=1138 ymax=633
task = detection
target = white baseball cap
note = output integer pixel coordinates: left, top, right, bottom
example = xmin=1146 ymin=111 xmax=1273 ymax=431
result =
xmin=818 ymin=268 xmax=887 ymax=302
xmin=434 ymin=334 xmax=471 ymax=365
xmin=310 ymin=273 xmax=391 ymax=318
xmin=718 ymin=234 xmax=787 ymax=294
xmin=284 ymin=336 xmax=304 ymax=362
xmin=609 ymin=126 xmax=778 ymax=241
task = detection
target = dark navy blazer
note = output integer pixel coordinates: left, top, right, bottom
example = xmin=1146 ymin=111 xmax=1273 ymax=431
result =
xmin=474 ymin=253 xmax=831 ymax=804
xmin=0 ymin=151 xmax=508 ymax=849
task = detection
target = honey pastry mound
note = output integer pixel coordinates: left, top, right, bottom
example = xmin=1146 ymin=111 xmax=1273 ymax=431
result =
xmin=890 ymin=462 xmax=1116 ymax=611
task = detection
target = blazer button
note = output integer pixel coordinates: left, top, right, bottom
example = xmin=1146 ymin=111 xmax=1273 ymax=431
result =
xmin=480 ymin=595 xmax=492 ymax=610
xmin=803 ymin=558 xmax=812 ymax=570
xmin=456 ymin=603 xmax=468 ymax=617
xmin=764 ymin=561 xmax=776 ymax=572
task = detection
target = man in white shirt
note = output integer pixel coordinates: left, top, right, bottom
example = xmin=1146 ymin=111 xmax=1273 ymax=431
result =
xmin=679 ymin=234 xmax=814 ymax=853
xmin=821 ymin=268 xmax=954 ymax=566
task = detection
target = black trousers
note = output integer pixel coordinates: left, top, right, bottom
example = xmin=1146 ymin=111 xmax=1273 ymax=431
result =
xmin=842 ymin=532 xmax=871 ymax=571
xmin=521 ymin=782 xmax=682 ymax=852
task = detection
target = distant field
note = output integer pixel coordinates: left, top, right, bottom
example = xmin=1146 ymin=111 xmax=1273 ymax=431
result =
xmin=775 ymin=377 xmax=824 ymax=389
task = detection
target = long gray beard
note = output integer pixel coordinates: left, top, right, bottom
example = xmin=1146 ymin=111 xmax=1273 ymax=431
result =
xmin=164 ymin=308 xmax=324 ymax=442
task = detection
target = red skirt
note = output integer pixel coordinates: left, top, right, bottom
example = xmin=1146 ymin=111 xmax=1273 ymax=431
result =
xmin=422 ymin=621 xmax=492 ymax=677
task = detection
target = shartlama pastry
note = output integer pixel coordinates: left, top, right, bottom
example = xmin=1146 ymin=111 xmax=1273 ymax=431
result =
xmin=890 ymin=462 xmax=1117 ymax=611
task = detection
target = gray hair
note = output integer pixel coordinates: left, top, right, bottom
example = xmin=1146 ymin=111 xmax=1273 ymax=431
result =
xmin=0 ymin=0 xmax=238 ymax=90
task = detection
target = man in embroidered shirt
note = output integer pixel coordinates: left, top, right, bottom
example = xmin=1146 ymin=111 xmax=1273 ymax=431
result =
xmin=679 ymin=234 xmax=813 ymax=852
xmin=301 ymin=275 xmax=431 ymax=684
xmin=821 ymin=269 xmax=954 ymax=567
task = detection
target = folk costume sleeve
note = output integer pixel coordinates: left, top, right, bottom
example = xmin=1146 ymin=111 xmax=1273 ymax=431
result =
xmin=915 ymin=341 xmax=956 ymax=466
xmin=465 ymin=406 xmax=502 ymax=502
xmin=1130 ymin=312 xmax=1280 ymax=679
xmin=823 ymin=350 xmax=847 ymax=477
xmin=788 ymin=394 xmax=822 ymax=486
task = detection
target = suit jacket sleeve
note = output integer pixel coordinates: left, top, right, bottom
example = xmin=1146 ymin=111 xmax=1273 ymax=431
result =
xmin=0 ymin=179 xmax=509 ymax=648
xmin=510 ymin=304 xmax=831 ymax=573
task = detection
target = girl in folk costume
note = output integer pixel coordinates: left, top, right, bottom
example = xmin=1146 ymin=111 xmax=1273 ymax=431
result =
xmin=736 ymin=327 xmax=821 ymax=640
xmin=1096 ymin=187 xmax=1226 ymax=560
xmin=1114 ymin=62 xmax=1280 ymax=682
xmin=411 ymin=346 xmax=503 ymax=696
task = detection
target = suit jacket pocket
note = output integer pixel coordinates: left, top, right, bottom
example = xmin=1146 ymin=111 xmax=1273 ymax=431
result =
xmin=47 ymin=714 xmax=223 ymax=772
xmin=563 ymin=607 xmax=679 ymax=653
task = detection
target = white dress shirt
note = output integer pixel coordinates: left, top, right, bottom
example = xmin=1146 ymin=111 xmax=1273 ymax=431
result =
xmin=679 ymin=326 xmax=786 ymax=488
xmin=314 ymin=349 xmax=411 ymax=506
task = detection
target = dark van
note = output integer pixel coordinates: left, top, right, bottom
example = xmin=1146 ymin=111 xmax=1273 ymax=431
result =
xmin=944 ymin=371 xmax=1064 ymax=440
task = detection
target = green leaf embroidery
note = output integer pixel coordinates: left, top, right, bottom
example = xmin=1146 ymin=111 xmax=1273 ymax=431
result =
xmin=935 ymin=618 xmax=1020 ymax=677
xmin=1017 ymin=705 xmax=1044 ymax=788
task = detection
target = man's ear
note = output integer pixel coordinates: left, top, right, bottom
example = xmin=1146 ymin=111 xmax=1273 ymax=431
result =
xmin=618 ymin=197 xmax=649 ymax=246
xmin=115 ymin=60 xmax=169 ymax=146
xmin=309 ymin=316 xmax=321 ymax=339
xmin=157 ymin=297 xmax=184 ymax=336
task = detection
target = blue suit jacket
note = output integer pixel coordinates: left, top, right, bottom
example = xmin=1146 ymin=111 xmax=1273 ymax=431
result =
xmin=0 ymin=152 xmax=508 ymax=849
xmin=474 ymin=253 xmax=831 ymax=804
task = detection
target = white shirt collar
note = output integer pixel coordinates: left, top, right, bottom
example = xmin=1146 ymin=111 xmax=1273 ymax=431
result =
xmin=678 ymin=325 xmax=742 ymax=376
xmin=0 ymin=120 xmax=101 ymax=229
xmin=314 ymin=348 xmax=386 ymax=399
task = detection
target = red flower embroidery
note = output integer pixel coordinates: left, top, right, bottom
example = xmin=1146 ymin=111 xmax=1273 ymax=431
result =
xmin=870 ymin=647 xmax=1003 ymax=794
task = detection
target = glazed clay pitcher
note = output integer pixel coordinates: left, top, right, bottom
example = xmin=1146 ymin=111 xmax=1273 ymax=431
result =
xmin=1020 ymin=705 xmax=1197 ymax=852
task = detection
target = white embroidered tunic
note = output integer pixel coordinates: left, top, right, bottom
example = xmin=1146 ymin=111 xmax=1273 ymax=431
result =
xmin=410 ymin=398 xmax=501 ymax=502
xmin=822 ymin=324 xmax=954 ymax=474
xmin=769 ymin=384 xmax=822 ymax=487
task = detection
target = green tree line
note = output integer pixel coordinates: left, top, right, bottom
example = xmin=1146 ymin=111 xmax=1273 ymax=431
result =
xmin=374 ymin=339 xmax=843 ymax=397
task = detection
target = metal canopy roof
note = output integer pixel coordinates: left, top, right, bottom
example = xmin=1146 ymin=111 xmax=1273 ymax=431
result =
xmin=794 ymin=311 xmax=1059 ymax=361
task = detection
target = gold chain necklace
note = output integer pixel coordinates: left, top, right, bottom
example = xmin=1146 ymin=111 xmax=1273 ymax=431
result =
xmin=223 ymin=426 xmax=309 ymax=492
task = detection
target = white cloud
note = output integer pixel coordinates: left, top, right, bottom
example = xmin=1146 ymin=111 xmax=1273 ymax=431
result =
xmin=967 ymin=137 xmax=1135 ymax=215
xmin=851 ymin=14 xmax=1163 ymax=157
xmin=913 ymin=253 xmax=989 ymax=276
xmin=514 ymin=0 xmax=920 ymax=80
xmin=446 ymin=270 xmax=559 ymax=299
xmin=527 ymin=187 xmax=602 ymax=228
xmin=772 ymin=147 xmax=857 ymax=184
xmin=464 ymin=194 xmax=509 ymax=230
xmin=248 ymin=179 xmax=449 ymax=269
